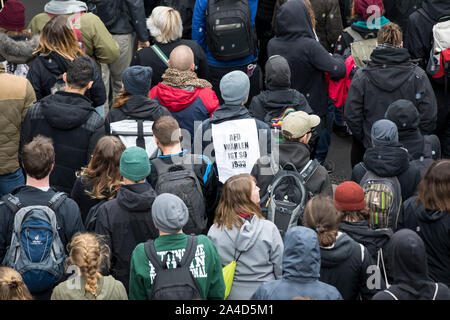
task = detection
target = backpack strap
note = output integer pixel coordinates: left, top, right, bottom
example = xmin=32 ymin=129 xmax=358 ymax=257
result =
xmin=136 ymin=119 xmax=146 ymax=150
xmin=144 ymin=239 xmax=166 ymax=271
xmin=151 ymin=44 xmax=169 ymax=67
xmin=300 ymin=159 xmax=320 ymax=183
xmin=418 ymin=8 xmax=436 ymax=25
xmin=179 ymin=235 xmax=198 ymax=268
xmin=359 ymin=243 xmax=365 ymax=263
xmin=344 ymin=26 xmax=364 ymax=42
xmin=432 ymin=283 xmax=439 ymax=300
xmin=383 ymin=289 xmax=399 ymax=300
xmin=47 ymin=192 xmax=67 ymax=212
xmin=0 ymin=194 xmax=22 ymax=213
xmin=377 ymin=247 xmax=390 ymax=288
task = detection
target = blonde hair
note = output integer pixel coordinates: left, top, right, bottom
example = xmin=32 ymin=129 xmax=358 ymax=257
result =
xmin=66 ymin=233 xmax=110 ymax=298
xmin=0 ymin=267 xmax=33 ymax=300
xmin=147 ymin=6 xmax=183 ymax=44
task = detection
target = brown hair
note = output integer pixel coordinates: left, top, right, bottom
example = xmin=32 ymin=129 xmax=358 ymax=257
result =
xmin=303 ymin=195 xmax=340 ymax=247
xmin=417 ymin=160 xmax=450 ymax=212
xmin=214 ymin=174 xmax=264 ymax=230
xmin=340 ymin=208 xmax=371 ymax=222
xmin=66 ymin=233 xmax=110 ymax=298
xmin=78 ymin=136 xmax=125 ymax=200
xmin=0 ymin=267 xmax=33 ymax=300
xmin=34 ymin=15 xmax=83 ymax=61
xmin=377 ymin=23 xmax=402 ymax=46
xmin=302 ymin=0 xmax=316 ymax=30
xmin=0 ymin=26 xmax=31 ymax=37
xmin=152 ymin=116 xmax=181 ymax=147
xmin=22 ymin=135 xmax=55 ymax=180
xmin=111 ymin=89 xmax=132 ymax=109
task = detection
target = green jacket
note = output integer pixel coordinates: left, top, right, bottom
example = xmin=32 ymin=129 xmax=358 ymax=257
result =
xmin=129 ymin=233 xmax=226 ymax=300
xmin=0 ymin=65 xmax=36 ymax=175
xmin=51 ymin=275 xmax=128 ymax=300
xmin=27 ymin=12 xmax=119 ymax=65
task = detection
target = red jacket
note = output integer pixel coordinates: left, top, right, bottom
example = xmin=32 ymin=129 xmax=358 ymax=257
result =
xmin=327 ymin=55 xmax=355 ymax=109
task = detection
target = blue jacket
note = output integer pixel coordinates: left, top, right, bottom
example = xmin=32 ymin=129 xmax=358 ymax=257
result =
xmin=251 ymin=226 xmax=343 ymax=300
xmin=192 ymin=0 xmax=258 ymax=66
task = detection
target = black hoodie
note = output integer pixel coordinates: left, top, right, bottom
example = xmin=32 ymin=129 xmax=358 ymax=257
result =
xmin=397 ymin=197 xmax=450 ymax=286
xmin=20 ymin=91 xmax=105 ymax=194
xmin=267 ymin=0 xmax=346 ymax=117
xmin=352 ymin=145 xmax=422 ymax=201
xmin=95 ymin=183 xmax=159 ymax=291
xmin=372 ymin=229 xmax=450 ymax=299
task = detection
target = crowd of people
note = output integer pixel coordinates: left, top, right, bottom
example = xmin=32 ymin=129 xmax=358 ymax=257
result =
xmin=0 ymin=0 xmax=449 ymax=301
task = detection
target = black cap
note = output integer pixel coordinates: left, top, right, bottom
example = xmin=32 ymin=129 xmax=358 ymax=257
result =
xmin=385 ymin=99 xmax=420 ymax=131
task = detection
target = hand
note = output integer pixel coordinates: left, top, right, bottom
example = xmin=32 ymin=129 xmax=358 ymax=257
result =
xmin=137 ymin=41 xmax=150 ymax=50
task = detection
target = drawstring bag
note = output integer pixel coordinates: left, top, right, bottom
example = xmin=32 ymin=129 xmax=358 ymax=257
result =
xmin=222 ymin=250 xmax=242 ymax=300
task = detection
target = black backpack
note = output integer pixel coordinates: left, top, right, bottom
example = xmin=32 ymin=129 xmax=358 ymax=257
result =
xmin=206 ymin=0 xmax=257 ymax=61
xmin=158 ymin=0 xmax=196 ymax=39
xmin=85 ymin=0 xmax=122 ymax=28
xmin=151 ymin=154 xmax=207 ymax=235
xmin=84 ymin=199 xmax=107 ymax=232
xmin=144 ymin=235 xmax=203 ymax=300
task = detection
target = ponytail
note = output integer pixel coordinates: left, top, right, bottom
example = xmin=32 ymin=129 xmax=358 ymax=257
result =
xmin=0 ymin=267 xmax=33 ymax=300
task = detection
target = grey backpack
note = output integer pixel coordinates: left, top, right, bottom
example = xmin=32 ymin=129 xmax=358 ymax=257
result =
xmin=1 ymin=192 xmax=66 ymax=293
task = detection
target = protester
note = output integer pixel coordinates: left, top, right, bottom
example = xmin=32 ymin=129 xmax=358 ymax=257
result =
xmin=21 ymin=55 xmax=105 ymax=194
xmin=71 ymin=136 xmax=126 ymax=223
xmin=150 ymin=45 xmax=219 ymax=139
xmin=0 ymin=0 xmax=39 ymax=77
xmin=303 ymin=195 xmax=379 ymax=300
xmin=95 ymin=146 xmax=159 ymax=291
xmin=51 ymin=233 xmax=128 ymax=300
xmin=26 ymin=15 xmax=106 ymax=107
xmin=129 ymin=193 xmax=226 ymax=300
xmin=132 ymin=6 xmax=208 ymax=88
xmin=383 ymin=0 xmax=422 ymax=40
xmin=309 ymin=0 xmax=344 ymax=52
xmin=397 ymin=160 xmax=450 ymax=287
xmin=105 ymin=65 xmax=170 ymax=135
xmin=0 ymin=62 xmax=35 ymax=197
xmin=0 ymin=267 xmax=33 ymax=300
xmin=251 ymin=226 xmax=343 ymax=300
xmin=372 ymin=229 xmax=450 ymax=300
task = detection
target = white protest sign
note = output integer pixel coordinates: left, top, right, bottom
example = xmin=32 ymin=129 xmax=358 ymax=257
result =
xmin=212 ymin=118 xmax=260 ymax=183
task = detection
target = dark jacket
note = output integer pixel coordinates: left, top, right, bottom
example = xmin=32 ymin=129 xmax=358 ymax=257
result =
xmin=320 ymin=232 xmax=380 ymax=300
xmin=95 ymin=183 xmax=159 ymax=291
xmin=106 ymin=0 xmax=149 ymax=42
xmin=251 ymin=226 xmax=343 ymax=300
xmin=251 ymin=141 xmax=333 ymax=199
xmin=352 ymin=145 xmax=422 ymax=201
xmin=26 ymin=52 xmax=106 ymax=107
xmin=384 ymin=0 xmax=422 ymax=42
xmin=372 ymin=228 xmax=450 ymax=300
xmin=311 ymin=0 xmax=343 ymax=53
xmin=399 ymin=131 xmax=440 ymax=161
xmin=20 ymin=92 xmax=105 ymax=194
xmin=105 ymin=95 xmax=170 ymax=134
xmin=267 ymin=0 xmax=346 ymax=117
xmin=344 ymin=45 xmax=437 ymax=148
xmin=0 ymin=185 xmax=85 ymax=263
xmin=397 ymin=196 xmax=450 ymax=286
xmin=132 ymin=39 xmax=208 ymax=88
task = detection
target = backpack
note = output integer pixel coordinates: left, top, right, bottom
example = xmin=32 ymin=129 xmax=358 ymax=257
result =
xmin=264 ymin=107 xmax=296 ymax=143
xmin=144 ymin=235 xmax=203 ymax=300
xmin=158 ymin=0 xmax=196 ymax=39
xmin=205 ymin=0 xmax=257 ymax=61
xmin=359 ymin=167 xmax=402 ymax=230
xmin=110 ymin=119 xmax=158 ymax=159
xmin=84 ymin=199 xmax=108 ymax=232
xmin=260 ymin=160 xmax=319 ymax=238
xmin=85 ymin=0 xmax=122 ymax=28
xmin=1 ymin=192 xmax=67 ymax=293
xmin=152 ymin=154 xmax=207 ymax=235
xmin=418 ymin=9 xmax=450 ymax=92
xmin=222 ymin=250 xmax=242 ymax=300
xmin=344 ymin=27 xmax=378 ymax=68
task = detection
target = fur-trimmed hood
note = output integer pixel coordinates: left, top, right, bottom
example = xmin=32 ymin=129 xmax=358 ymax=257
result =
xmin=0 ymin=33 xmax=39 ymax=65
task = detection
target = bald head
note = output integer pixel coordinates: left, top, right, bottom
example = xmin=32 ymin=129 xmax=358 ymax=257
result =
xmin=168 ymin=45 xmax=195 ymax=71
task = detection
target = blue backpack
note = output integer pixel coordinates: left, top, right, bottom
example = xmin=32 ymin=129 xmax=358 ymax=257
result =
xmin=1 ymin=192 xmax=67 ymax=293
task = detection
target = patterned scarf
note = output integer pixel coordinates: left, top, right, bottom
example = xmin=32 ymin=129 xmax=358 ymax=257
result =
xmin=161 ymin=68 xmax=212 ymax=89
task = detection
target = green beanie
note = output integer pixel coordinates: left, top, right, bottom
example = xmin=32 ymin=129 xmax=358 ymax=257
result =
xmin=120 ymin=146 xmax=150 ymax=182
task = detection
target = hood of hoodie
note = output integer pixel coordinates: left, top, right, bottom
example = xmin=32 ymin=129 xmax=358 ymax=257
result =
xmin=116 ymin=183 xmax=156 ymax=212
xmin=422 ymin=0 xmax=450 ymax=21
xmin=282 ymin=226 xmax=321 ymax=280
xmin=152 ymin=83 xmax=202 ymax=113
xmin=258 ymin=89 xmax=305 ymax=117
xmin=320 ymin=232 xmax=355 ymax=267
xmin=38 ymin=51 xmax=69 ymax=76
xmin=223 ymin=215 xmax=264 ymax=253
xmin=44 ymin=0 xmax=87 ymax=14
xmin=413 ymin=200 xmax=449 ymax=223
xmin=274 ymin=0 xmax=315 ymax=39
xmin=40 ymin=91 xmax=95 ymax=130
xmin=0 ymin=33 xmax=39 ymax=64
xmin=120 ymin=95 xmax=162 ymax=119
xmin=278 ymin=141 xmax=310 ymax=169
xmin=363 ymin=145 xmax=410 ymax=177
xmin=265 ymin=55 xmax=291 ymax=90
xmin=210 ymin=104 xmax=250 ymax=124
xmin=364 ymin=46 xmax=414 ymax=92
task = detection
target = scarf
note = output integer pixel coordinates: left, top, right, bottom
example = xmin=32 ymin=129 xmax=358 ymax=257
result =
xmin=161 ymin=68 xmax=212 ymax=89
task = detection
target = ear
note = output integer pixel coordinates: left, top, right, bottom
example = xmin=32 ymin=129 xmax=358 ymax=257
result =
xmin=63 ymin=72 xmax=68 ymax=83
xmin=167 ymin=60 xmax=171 ymax=67
xmin=86 ymin=80 xmax=93 ymax=90
xmin=190 ymin=63 xmax=195 ymax=71
xmin=50 ymin=163 xmax=55 ymax=173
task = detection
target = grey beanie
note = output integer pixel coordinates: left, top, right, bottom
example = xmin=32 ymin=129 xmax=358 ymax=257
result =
xmin=122 ymin=66 xmax=153 ymax=96
xmin=371 ymin=119 xmax=399 ymax=147
xmin=44 ymin=0 xmax=87 ymax=15
xmin=152 ymin=193 xmax=189 ymax=234
xmin=220 ymin=70 xmax=250 ymax=105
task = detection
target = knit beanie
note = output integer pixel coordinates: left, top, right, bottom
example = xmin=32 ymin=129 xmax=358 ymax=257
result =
xmin=0 ymin=0 xmax=25 ymax=31
xmin=122 ymin=66 xmax=153 ymax=96
xmin=44 ymin=0 xmax=87 ymax=15
xmin=334 ymin=181 xmax=366 ymax=211
xmin=120 ymin=146 xmax=151 ymax=182
xmin=220 ymin=70 xmax=250 ymax=105
xmin=152 ymin=193 xmax=189 ymax=234
xmin=353 ymin=0 xmax=384 ymax=21
xmin=385 ymin=99 xmax=420 ymax=131
xmin=371 ymin=119 xmax=399 ymax=147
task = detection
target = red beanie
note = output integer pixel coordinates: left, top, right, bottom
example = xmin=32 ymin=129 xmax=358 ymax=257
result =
xmin=353 ymin=0 xmax=384 ymax=21
xmin=334 ymin=181 xmax=366 ymax=211
xmin=0 ymin=0 xmax=26 ymax=31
